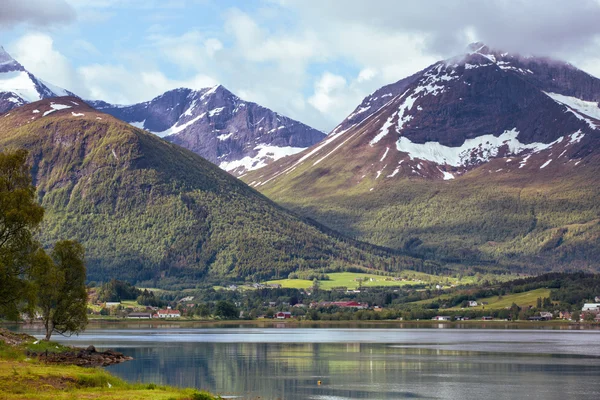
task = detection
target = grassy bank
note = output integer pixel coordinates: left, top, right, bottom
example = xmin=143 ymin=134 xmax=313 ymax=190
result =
xmin=0 ymin=330 xmax=218 ymax=400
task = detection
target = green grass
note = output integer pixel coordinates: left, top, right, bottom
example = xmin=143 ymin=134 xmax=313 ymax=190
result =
xmin=0 ymin=330 xmax=218 ymax=400
xmin=266 ymin=271 xmax=439 ymax=290
xmin=446 ymin=288 xmax=552 ymax=310
xmin=0 ymin=359 xmax=217 ymax=399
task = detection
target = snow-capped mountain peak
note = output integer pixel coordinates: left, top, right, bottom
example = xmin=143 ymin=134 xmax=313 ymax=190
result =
xmin=243 ymin=44 xmax=600 ymax=187
xmin=88 ymin=84 xmax=326 ymax=176
xmin=0 ymin=46 xmax=21 ymax=70
xmin=0 ymin=46 xmax=75 ymax=114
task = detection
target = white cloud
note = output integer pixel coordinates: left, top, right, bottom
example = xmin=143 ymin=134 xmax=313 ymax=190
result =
xmin=357 ymin=68 xmax=377 ymax=83
xmin=79 ymin=64 xmax=217 ymax=104
xmin=308 ymin=73 xmax=347 ymax=114
xmin=9 ymin=33 xmax=88 ymax=97
xmin=7 ymin=1 xmax=600 ymax=133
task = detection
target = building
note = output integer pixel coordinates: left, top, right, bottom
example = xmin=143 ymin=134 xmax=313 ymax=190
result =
xmin=157 ymin=308 xmax=181 ymax=318
xmin=559 ymin=311 xmax=572 ymax=320
xmin=276 ymin=312 xmax=292 ymax=319
xmin=128 ymin=312 xmax=152 ymax=319
xmin=311 ymin=301 xmax=368 ymax=309
xmin=467 ymin=301 xmax=478 ymax=307
xmin=481 ymin=316 xmax=493 ymax=321
xmin=432 ymin=316 xmax=451 ymax=321
xmin=582 ymin=303 xmax=600 ymax=312
xmin=539 ymin=312 xmax=553 ymax=319
xmin=105 ymin=302 xmax=121 ymax=308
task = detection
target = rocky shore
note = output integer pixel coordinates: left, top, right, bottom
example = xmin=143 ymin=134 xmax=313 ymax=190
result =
xmin=27 ymin=345 xmax=133 ymax=367
xmin=0 ymin=328 xmax=132 ymax=367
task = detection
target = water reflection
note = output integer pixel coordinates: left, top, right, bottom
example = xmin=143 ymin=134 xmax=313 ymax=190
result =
xmin=13 ymin=326 xmax=600 ymax=400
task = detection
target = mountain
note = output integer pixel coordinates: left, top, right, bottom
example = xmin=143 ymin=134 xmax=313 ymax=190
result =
xmin=0 ymin=46 xmax=75 ymax=114
xmin=88 ymin=85 xmax=326 ymax=176
xmin=0 ymin=97 xmax=425 ymax=288
xmin=243 ymin=43 xmax=600 ymax=272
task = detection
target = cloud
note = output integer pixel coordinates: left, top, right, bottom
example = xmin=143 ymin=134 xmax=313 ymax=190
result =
xmin=0 ymin=0 xmax=76 ymax=29
xmin=308 ymin=73 xmax=347 ymax=114
xmin=279 ymin=0 xmax=600 ymax=57
xmin=147 ymin=31 xmax=223 ymax=71
xmin=79 ymin=64 xmax=217 ymax=104
xmin=9 ymin=33 xmax=88 ymax=97
xmin=7 ymin=1 xmax=600 ymax=133
xmin=307 ymin=70 xmax=391 ymax=122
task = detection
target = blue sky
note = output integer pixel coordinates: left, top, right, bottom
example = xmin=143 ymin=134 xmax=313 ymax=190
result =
xmin=2 ymin=0 xmax=600 ymax=131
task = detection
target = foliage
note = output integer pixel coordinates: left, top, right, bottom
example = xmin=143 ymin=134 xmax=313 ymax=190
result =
xmin=0 ymin=105 xmax=429 ymax=288
xmin=98 ymin=279 xmax=142 ymax=302
xmin=214 ymin=300 xmax=238 ymax=319
xmin=245 ymin=139 xmax=600 ymax=273
xmin=0 ymin=149 xmax=44 ymax=319
xmin=32 ymin=241 xmax=88 ymax=340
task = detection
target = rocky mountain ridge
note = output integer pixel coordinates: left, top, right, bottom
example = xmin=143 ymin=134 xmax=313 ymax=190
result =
xmin=0 ymin=46 xmax=75 ymax=114
xmin=89 ymin=85 xmax=326 ymax=176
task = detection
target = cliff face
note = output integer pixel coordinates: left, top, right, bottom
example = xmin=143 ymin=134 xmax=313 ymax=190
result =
xmin=89 ymin=85 xmax=326 ymax=176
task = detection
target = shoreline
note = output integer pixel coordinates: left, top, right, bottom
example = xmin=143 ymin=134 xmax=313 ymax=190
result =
xmin=5 ymin=318 xmax=598 ymax=330
xmin=0 ymin=328 xmax=218 ymax=399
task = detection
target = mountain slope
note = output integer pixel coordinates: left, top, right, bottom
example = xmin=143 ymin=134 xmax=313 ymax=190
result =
xmin=0 ymin=46 xmax=74 ymax=114
xmin=88 ymin=85 xmax=326 ymax=176
xmin=0 ymin=98 xmax=424 ymax=287
xmin=243 ymin=44 xmax=600 ymax=272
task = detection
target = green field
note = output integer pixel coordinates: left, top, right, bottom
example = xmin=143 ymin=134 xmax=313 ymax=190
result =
xmin=265 ymin=272 xmax=436 ymax=290
xmin=445 ymin=288 xmax=552 ymax=310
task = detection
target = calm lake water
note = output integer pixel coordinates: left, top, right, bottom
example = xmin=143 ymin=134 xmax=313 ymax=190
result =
xmin=15 ymin=324 xmax=600 ymax=399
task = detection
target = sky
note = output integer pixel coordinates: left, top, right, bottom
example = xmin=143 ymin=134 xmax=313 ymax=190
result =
xmin=2 ymin=0 xmax=600 ymax=132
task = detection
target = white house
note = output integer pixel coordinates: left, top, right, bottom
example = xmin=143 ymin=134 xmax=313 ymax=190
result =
xmin=467 ymin=301 xmax=478 ymax=307
xmin=582 ymin=303 xmax=600 ymax=312
xmin=539 ymin=312 xmax=553 ymax=319
xmin=432 ymin=316 xmax=451 ymax=321
xmin=156 ymin=308 xmax=181 ymax=318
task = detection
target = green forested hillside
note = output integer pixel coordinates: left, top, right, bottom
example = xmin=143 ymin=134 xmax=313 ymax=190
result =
xmin=0 ymin=99 xmax=426 ymax=288
xmin=244 ymin=151 xmax=600 ymax=273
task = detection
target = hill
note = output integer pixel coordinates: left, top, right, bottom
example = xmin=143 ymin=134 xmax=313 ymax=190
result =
xmin=0 ymin=97 xmax=424 ymax=288
xmin=242 ymin=44 xmax=600 ymax=273
xmin=88 ymin=85 xmax=326 ymax=176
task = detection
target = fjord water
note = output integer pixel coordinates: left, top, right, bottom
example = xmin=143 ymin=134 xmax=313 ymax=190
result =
xmin=20 ymin=326 xmax=600 ymax=399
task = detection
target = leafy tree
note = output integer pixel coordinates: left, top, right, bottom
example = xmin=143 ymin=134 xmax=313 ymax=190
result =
xmin=571 ymin=310 xmax=580 ymax=321
xmin=215 ymin=300 xmax=238 ymax=319
xmin=33 ymin=241 xmax=88 ymax=340
xmin=196 ymin=303 xmax=211 ymax=318
xmin=0 ymin=150 xmax=44 ymax=319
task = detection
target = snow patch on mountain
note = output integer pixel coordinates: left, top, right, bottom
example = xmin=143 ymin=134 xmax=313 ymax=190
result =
xmin=0 ymin=71 xmax=42 ymax=102
xmin=217 ymin=132 xmax=234 ymax=141
xmin=396 ymin=128 xmax=564 ymax=167
xmin=380 ymin=147 xmax=389 ymax=162
xmin=208 ymin=107 xmax=225 ymax=117
xmin=220 ymin=144 xmax=305 ymax=173
xmin=43 ymin=103 xmax=72 ymax=117
xmin=154 ymin=112 xmax=206 ymax=137
xmin=545 ymin=92 xmax=600 ymax=129
xmin=130 ymin=120 xmax=146 ymax=129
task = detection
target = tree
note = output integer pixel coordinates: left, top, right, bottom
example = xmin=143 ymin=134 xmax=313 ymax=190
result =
xmin=0 ymin=150 xmax=44 ymax=319
xmin=215 ymin=300 xmax=238 ymax=319
xmin=33 ymin=241 xmax=88 ymax=340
